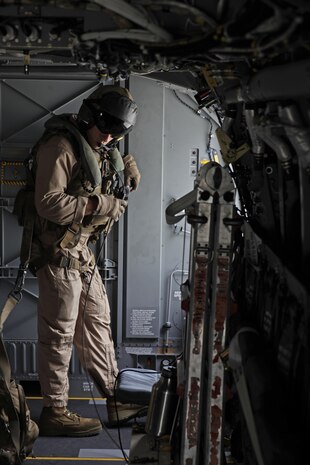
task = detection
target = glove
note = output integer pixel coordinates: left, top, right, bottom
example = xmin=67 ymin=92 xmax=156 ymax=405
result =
xmin=95 ymin=194 xmax=128 ymax=221
xmin=123 ymin=154 xmax=141 ymax=191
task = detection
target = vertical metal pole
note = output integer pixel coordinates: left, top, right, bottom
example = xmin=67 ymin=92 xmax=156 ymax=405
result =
xmin=179 ymin=163 xmax=235 ymax=465
xmin=180 ymin=198 xmax=212 ymax=465
xmin=203 ymin=199 xmax=235 ymax=465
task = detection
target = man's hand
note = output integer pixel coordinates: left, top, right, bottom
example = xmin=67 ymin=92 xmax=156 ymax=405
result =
xmin=108 ymin=198 xmax=127 ymax=221
xmin=87 ymin=194 xmax=127 ymax=221
xmin=123 ymin=154 xmax=141 ymax=191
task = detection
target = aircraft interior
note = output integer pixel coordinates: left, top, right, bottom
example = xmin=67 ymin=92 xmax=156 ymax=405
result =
xmin=0 ymin=1 xmax=309 ymax=464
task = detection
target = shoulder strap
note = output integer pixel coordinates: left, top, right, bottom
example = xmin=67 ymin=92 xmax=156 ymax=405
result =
xmin=0 ymin=205 xmax=35 ymax=331
xmin=44 ymin=114 xmax=102 ymax=189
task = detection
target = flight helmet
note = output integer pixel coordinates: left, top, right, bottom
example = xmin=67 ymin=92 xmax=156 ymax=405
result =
xmin=78 ymin=84 xmax=137 ymax=137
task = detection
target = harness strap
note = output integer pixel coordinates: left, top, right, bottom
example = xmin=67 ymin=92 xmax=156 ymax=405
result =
xmin=50 ymin=254 xmax=95 ymax=273
xmin=0 ymin=295 xmax=19 ymax=333
xmin=0 ymin=192 xmax=35 ymax=329
xmin=59 ymin=222 xmax=81 ymax=250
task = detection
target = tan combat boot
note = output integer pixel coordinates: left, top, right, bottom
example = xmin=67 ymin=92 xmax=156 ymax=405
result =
xmin=106 ymin=398 xmax=148 ymax=427
xmin=39 ymin=407 xmax=102 ymax=437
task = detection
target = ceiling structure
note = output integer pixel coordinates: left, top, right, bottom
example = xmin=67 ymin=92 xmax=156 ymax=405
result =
xmin=0 ymin=0 xmax=308 ymax=90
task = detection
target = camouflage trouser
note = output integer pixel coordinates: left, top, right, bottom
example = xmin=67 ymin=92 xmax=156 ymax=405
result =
xmin=36 ymin=245 xmax=118 ymax=407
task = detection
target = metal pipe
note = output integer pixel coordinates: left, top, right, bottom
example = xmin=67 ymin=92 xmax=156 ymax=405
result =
xmin=244 ymin=109 xmax=265 ymax=156
xmin=92 ymin=0 xmax=173 ymax=42
xmin=221 ymin=116 xmax=234 ymax=132
xmin=278 ymin=104 xmax=310 ymax=163
xmin=225 ymin=59 xmax=310 ymax=103
xmin=278 ymin=104 xmax=310 ymax=276
xmin=132 ymin=0 xmax=217 ymax=31
xmin=210 ymin=15 xmax=301 ymax=55
xmin=81 ymin=29 xmax=160 ymax=43
xmin=255 ymin=125 xmax=293 ymax=173
xmin=278 ymin=104 xmax=303 ymax=127
xmin=247 ymin=58 xmax=310 ymax=101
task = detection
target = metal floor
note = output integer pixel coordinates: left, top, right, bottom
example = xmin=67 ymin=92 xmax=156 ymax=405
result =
xmin=26 ymin=397 xmax=134 ymax=465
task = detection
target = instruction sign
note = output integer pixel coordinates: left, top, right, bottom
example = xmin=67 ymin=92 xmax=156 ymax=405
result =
xmin=127 ymin=308 xmax=159 ymax=338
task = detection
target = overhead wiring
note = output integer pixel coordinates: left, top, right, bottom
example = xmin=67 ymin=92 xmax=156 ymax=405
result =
xmin=172 ymin=89 xmax=203 ymax=116
xmin=172 ymin=90 xmax=217 ymax=153
xmin=209 ymin=15 xmax=302 ymax=55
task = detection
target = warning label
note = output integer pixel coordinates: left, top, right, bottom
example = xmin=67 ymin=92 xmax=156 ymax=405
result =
xmin=127 ymin=308 xmax=159 ymax=338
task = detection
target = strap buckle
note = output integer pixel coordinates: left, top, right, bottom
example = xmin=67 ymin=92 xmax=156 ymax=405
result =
xmin=58 ymin=256 xmax=80 ymax=270
xmin=59 ymin=222 xmax=81 ymax=249
xmin=9 ymin=266 xmax=27 ymax=303
xmin=67 ymin=223 xmax=80 ymax=234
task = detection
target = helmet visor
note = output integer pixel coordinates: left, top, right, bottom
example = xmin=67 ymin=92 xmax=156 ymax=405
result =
xmin=95 ymin=110 xmax=133 ymax=137
xmin=83 ymin=95 xmax=137 ymax=137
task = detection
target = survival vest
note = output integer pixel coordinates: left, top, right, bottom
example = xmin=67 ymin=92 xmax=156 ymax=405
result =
xmin=13 ymin=113 xmax=124 ymax=275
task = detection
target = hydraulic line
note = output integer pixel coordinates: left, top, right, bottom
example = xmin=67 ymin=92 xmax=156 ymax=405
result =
xmin=132 ymin=0 xmax=218 ymax=31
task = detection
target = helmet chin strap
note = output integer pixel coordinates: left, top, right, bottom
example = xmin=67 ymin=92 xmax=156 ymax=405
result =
xmin=100 ymin=136 xmax=124 ymax=152
xmin=99 ymin=143 xmax=111 ymax=152
xmin=76 ymin=116 xmax=124 ymax=152
xmin=98 ymin=140 xmax=116 ymax=153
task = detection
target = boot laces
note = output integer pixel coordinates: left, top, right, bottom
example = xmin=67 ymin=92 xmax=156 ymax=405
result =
xmin=64 ymin=408 xmax=80 ymax=419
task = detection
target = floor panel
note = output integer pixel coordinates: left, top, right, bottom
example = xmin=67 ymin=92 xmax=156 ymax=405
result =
xmin=26 ymin=398 xmax=135 ymax=465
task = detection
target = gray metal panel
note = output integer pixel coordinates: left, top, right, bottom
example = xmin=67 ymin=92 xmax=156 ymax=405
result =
xmin=124 ymin=77 xmax=164 ymax=340
xmin=0 ymin=78 xmax=99 ymax=145
xmin=123 ymin=76 xmax=213 ymax=351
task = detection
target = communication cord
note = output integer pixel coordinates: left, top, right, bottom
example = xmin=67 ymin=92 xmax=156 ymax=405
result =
xmin=80 ymin=160 xmax=130 ymax=460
